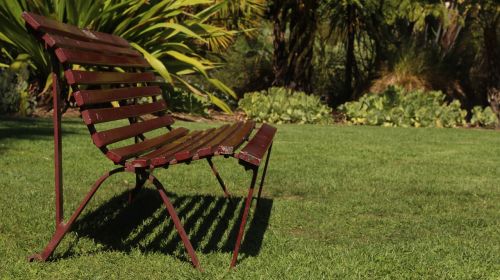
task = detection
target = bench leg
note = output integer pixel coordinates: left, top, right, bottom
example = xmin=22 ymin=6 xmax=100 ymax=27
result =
xmin=230 ymin=168 xmax=258 ymax=268
xmin=206 ymin=157 xmax=231 ymax=198
xmin=129 ymin=172 xmax=147 ymax=203
xmin=148 ymin=174 xmax=202 ymax=270
xmin=257 ymin=143 xmax=273 ymax=205
xmin=28 ymin=167 xmax=125 ymax=262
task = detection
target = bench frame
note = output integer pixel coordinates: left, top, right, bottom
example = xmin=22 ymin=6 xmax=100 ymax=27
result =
xmin=23 ymin=12 xmax=276 ymax=270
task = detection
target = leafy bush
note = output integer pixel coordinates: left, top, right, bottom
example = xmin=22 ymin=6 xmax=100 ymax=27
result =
xmin=0 ymin=66 xmax=35 ymax=116
xmin=470 ymin=106 xmax=498 ymax=128
xmin=339 ymin=86 xmax=467 ymax=128
xmin=210 ymin=31 xmax=274 ymax=97
xmin=238 ymin=87 xmax=332 ymax=124
xmin=0 ymin=0 xmax=239 ymax=112
xmin=163 ymin=87 xmax=210 ymax=116
xmin=0 ymin=70 xmax=19 ymax=114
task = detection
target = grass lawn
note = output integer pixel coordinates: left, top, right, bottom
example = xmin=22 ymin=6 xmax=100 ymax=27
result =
xmin=0 ymin=117 xmax=499 ymax=279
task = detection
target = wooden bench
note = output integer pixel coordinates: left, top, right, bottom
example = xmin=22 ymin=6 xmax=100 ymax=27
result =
xmin=22 ymin=12 xmax=276 ymax=270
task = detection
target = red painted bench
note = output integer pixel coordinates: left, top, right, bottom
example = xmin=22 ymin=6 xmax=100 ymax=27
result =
xmin=22 ymin=12 xmax=276 ymax=270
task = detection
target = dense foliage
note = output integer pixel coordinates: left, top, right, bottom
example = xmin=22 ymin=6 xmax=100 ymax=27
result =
xmin=0 ymin=0 xmax=498 ymax=125
xmin=210 ymin=33 xmax=274 ymax=97
xmin=471 ymin=106 xmax=499 ymax=128
xmin=339 ymin=86 xmax=468 ymax=128
xmin=0 ymin=65 xmax=35 ymax=115
xmin=163 ymin=87 xmax=210 ymax=116
xmin=0 ymin=0 xmax=242 ymax=112
xmin=239 ymin=87 xmax=332 ymax=124
xmin=0 ymin=69 xmax=20 ymax=114
xmin=317 ymin=1 xmax=499 ymax=109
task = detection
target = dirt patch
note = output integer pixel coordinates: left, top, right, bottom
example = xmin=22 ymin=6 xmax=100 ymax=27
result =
xmin=279 ymin=195 xmax=306 ymax=201
xmin=171 ymin=110 xmax=246 ymax=123
xmin=32 ymin=107 xmax=81 ymax=118
xmin=369 ymin=72 xmax=432 ymax=93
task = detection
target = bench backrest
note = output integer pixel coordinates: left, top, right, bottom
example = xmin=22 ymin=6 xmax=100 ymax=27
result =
xmin=23 ymin=12 xmax=174 ymax=164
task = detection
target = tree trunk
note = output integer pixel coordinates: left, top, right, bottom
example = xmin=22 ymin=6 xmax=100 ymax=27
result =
xmin=271 ymin=0 xmax=317 ymax=92
xmin=271 ymin=0 xmax=288 ymax=88
xmin=288 ymin=0 xmax=317 ymax=92
xmin=484 ymin=15 xmax=500 ymax=124
xmin=344 ymin=4 xmax=356 ymax=102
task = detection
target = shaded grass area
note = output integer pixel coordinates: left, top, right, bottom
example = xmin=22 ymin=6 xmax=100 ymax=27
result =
xmin=0 ymin=116 xmax=499 ymax=279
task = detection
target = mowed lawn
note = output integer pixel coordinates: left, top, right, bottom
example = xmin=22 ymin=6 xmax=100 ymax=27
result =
xmin=0 ymin=117 xmax=499 ymax=279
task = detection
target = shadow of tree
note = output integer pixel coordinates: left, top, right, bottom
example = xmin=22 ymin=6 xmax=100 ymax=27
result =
xmin=0 ymin=117 xmax=82 ymax=155
xmin=66 ymin=188 xmax=273 ymax=264
xmin=0 ymin=117 xmax=81 ymax=141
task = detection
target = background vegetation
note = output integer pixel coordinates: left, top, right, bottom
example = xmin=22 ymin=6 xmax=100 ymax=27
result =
xmin=0 ymin=0 xmax=498 ymax=127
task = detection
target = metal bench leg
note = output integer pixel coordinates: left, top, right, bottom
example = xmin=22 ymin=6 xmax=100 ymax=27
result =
xmin=129 ymin=171 xmax=147 ymax=203
xmin=28 ymin=167 xmax=125 ymax=262
xmin=148 ymin=174 xmax=201 ymax=270
xmin=230 ymin=168 xmax=258 ymax=268
xmin=257 ymin=143 xmax=273 ymax=205
xmin=206 ymin=157 xmax=231 ymax=198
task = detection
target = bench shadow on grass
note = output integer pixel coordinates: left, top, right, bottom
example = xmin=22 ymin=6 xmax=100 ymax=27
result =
xmin=64 ymin=188 xmax=273 ymax=265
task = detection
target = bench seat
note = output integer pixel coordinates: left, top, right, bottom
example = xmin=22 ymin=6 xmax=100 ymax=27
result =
xmin=123 ymin=121 xmax=256 ymax=168
xmin=236 ymin=124 xmax=277 ymax=166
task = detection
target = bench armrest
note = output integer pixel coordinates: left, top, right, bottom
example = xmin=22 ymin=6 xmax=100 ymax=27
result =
xmin=236 ymin=123 xmax=277 ymax=166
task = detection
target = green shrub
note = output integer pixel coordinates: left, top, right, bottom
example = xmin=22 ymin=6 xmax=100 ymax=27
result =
xmin=471 ymin=106 xmax=498 ymax=128
xmin=0 ymin=66 xmax=35 ymax=116
xmin=0 ymin=1 xmax=238 ymax=112
xmin=0 ymin=70 xmax=19 ymax=114
xmin=163 ymin=87 xmax=210 ymax=116
xmin=338 ymin=86 xmax=467 ymax=128
xmin=210 ymin=32 xmax=274 ymax=97
xmin=238 ymin=87 xmax=332 ymax=124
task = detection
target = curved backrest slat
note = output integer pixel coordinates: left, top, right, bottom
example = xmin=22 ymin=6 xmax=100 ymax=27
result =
xmin=55 ymin=48 xmax=150 ymax=68
xmin=23 ymin=12 xmax=129 ymax=47
xmin=92 ymin=115 xmax=175 ymax=148
xmin=42 ymin=33 xmax=141 ymax=57
xmin=65 ymin=70 xmax=156 ymax=85
xmin=81 ymin=100 xmax=167 ymax=125
xmin=74 ymin=86 xmax=161 ymax=106
xmin=23 ymin=12 xmax=175 ymax=161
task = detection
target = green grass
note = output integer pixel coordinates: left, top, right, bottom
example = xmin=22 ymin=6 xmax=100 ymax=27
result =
xmin=0 ymin=117 xmax=499 ymax=279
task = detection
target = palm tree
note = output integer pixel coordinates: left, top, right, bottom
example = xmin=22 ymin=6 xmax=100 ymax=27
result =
xmin=270 ymin=0 xmax=318 ymax=92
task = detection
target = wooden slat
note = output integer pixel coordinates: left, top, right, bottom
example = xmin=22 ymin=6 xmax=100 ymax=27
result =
xmin=55 ymin=48 xmax=149 ymax=67
xmin=23 ymin=12 xmax=129 ymax=47
xmin=143 ymin=131 xmax=205 ymax=160
xmin=65 ymin=70 xmax=155 ymax=85
xmin=74 ymin=86 xmax=161 ymax=106
xmin=82 ymin=100 xmax=166 ymax=125
xmin=174 ymin=124 xmax=231 ymax=162
xmin=128 ymin=130 xmax=205 ymax=168
xmin=217 ymin=121 xmax=256 ymax=155
xmin=42 ymin=33 xmax=140 ymax=57
xmin=106 ymin=127 xmax=189 ymax=163
xmin=149 ymin=129 xmax=215 ymax=166
xmin=195 ymin=122 xmax=243 ymax=158
xmin=91 ymin=115 xmax=174 ymax=147
xmin=236 ymin=124 xmax=277 ymax=166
